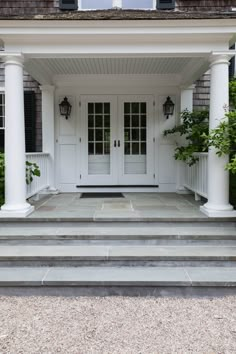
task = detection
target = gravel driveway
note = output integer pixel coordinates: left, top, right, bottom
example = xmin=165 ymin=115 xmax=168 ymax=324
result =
xmin=0 ymin=295 xmax=236 ymax=354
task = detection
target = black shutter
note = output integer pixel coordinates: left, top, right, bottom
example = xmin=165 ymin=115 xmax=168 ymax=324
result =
xmin=229 ymin=44 xmax=235 ymax=79
xmin=24 ymin=91 xmax=36 ymax=153
xmin=59 ymin=0 xmax=78 ymax=10
xmin=157 ymin=0 xmax=175 ymax=9
xmin=0 ymin=130 xmax=4 ymax=153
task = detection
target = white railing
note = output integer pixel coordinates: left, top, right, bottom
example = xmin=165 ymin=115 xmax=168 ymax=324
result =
xmin=184 ymin=153 xmax=208 ymax=198
xmin=26 ymin=153 xmax=50 ymax=198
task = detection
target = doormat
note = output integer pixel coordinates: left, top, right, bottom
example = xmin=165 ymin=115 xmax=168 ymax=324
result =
xmin=81 ymin=193 xmax=124 ymax=198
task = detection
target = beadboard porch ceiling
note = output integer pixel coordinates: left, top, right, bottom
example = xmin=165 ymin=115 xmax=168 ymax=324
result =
xmin=25 ymin=56 xmax=207 ymax=85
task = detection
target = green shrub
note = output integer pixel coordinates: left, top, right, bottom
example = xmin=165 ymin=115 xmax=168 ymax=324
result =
xmin=163 ymin=109 xmax=209 ymax=166
xmin=0 ymin=154 xmax=40 ymax=207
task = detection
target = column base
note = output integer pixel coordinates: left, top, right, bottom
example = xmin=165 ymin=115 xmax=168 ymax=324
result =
xmin=200 ymin=205 xmax=236 ymax=218
xmin=176 ymin=187 xmax=191 ymax=195
xmin=0 ymin=204 xmax=34 ymax=218
xmin=44 ymin=187 xmax=59 ymax=195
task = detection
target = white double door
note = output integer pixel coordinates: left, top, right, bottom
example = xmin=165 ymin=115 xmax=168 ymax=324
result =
xmin=80 ymin=95 xmax=155 ymax=186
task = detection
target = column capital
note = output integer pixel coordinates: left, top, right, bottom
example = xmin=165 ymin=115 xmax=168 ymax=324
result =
xmin=209 ymin=54 xmax=230 ymax=68
xmin=3 ymin=54 xmax=24 ymax=67
xmin=40 ymin=85 xmax=55 ymax=93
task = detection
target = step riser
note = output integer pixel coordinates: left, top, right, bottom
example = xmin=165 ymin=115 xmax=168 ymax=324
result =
xmin=2 ymin=240 xmax=236 ymax=246
xmin=1 ymin=222 xmax=236 ymax=228
xmin=2 ymin=260 xmax=236 ymax=267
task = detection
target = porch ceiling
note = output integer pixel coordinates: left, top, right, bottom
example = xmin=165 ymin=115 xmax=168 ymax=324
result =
xmin=25 ymin=56 xmax=206 ymax=85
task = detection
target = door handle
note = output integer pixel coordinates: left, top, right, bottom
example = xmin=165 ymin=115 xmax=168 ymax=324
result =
xmin=118 ymin=140 xmax=120 ymax=147
xmin=114 ymin=140 xmax=117 ymax=147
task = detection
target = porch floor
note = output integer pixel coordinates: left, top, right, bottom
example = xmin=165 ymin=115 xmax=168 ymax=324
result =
xmin=28 ymin=192 xmax=209 ymax=221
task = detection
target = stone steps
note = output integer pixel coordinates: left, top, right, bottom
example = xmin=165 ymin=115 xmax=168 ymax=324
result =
xmin=0 ymin=220 xmax=236 ymax=288
xmin=0 ymin=222 xmax=236 ymax=241
xmin=1 ymin=245 xmax=236 ymax=263
xmin=1 ymin=267 xmax=236 ymax=287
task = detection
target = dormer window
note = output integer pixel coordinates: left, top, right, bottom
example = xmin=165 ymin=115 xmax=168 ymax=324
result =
xmin=80 ymin=0 xmax=155 ymax=9
xmin=60 ymin=0 xmax=175 ymax=10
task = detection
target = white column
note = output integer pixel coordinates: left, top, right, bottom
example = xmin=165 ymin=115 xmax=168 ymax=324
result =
xmin=1 ymin=55 xmax=34 ymax=217
xmin=201 ymin=55 xmax=236 ymax=217
xmin=176 ymin=85 xmax=195 ymax=194
xmin=40 ymin=85 xmax=58 ymax=192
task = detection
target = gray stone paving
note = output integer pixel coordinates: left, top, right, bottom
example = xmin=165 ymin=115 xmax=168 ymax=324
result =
xmin=28 ymin=192 xmax=206 ymax=220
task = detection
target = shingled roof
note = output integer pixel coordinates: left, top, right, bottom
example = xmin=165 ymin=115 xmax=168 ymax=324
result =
xmin=0 ymin=9 xmax=236 ymax=21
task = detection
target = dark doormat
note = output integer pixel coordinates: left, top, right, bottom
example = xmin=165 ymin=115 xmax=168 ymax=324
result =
xmin=81 ymin=193 xmax=124 ymax=198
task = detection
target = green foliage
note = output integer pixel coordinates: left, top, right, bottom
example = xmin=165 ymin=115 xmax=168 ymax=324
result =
xmin=25 ymin=161 xmax=41 ymax=185
xmin=164 ymin=77 xmax=236 ymax=174
xmin=0 ymin=155 xmax=41 ymax=206
xmin=203 ymin=77 xmax=236 ymax=174
xmin=163 ymin=109 xmax=209 ymax=166
xmin=229 ymin=78 xmax=236 ymax=109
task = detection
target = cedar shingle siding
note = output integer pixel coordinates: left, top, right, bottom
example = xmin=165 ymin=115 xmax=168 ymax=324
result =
xmin=0 ymin=1 xmax=60 ymax=16
xmin=0 ymin=0 xmax=233 ymax=15
xmin=177 ymin=0 xmax=234 ymax=11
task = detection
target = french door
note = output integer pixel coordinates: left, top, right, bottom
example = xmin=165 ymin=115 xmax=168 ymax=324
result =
xmin=80 ymin=95 xmax=154 ymax=186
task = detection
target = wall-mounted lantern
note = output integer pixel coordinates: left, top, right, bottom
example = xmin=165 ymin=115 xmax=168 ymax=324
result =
xmin=163 ymin=96 xmax=175 ymax=119
xmin=59 ymin=97 xmax=72 ymax=120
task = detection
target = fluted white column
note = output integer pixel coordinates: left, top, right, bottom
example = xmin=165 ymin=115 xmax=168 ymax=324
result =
xmin=201 ymin=55 xmax=236 ymax=217
xmin=0 ymin=55 xmax=34 ymax=217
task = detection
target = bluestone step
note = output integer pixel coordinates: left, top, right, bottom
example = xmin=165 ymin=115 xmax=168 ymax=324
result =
xmin=0 ymin=222 xmax=236 ymax=241
xmin=1 ymin=245 xmax=236 ymax=261
xmin=1 ymin=267 xmax=236 ymax=287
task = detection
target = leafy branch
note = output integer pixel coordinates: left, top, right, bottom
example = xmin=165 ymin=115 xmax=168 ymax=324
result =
xmin=164 ymin=109 xmax=209 ymax=166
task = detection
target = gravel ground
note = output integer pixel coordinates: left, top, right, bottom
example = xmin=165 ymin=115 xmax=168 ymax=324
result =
xmin=0 ymin=295 xmax=236 ymax=354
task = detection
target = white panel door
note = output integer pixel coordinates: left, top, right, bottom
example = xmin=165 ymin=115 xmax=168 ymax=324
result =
xmin=80 ymin=96 xmax=118 ymax=185
xmin=117 ymin=96 xmax=155 ymax=185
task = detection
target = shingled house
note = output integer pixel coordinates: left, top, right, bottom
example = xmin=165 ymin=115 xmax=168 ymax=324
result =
xmin=0 ymin=0 xmax=235 ymax=217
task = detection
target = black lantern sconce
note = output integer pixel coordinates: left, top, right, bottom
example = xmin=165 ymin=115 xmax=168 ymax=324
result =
xmin=163 ymin=96 xmax=175 ymax=119
xmin=59 ymin=97 xmax=72 ymax=120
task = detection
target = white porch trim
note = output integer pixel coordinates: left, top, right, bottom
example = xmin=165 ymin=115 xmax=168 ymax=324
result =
xmin=40 ymin=85 xmax=58 ymax=193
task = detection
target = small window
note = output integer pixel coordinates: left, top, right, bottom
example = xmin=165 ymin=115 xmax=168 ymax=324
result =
xmin=81 ymin=0 xmax=113 ymax=9
xmin=156 ymin=0 xmax=175 ymax=10
xmin=123 ymin=0 xmax=153 ymax=9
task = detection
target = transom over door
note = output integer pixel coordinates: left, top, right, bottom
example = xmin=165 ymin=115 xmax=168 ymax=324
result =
xmin=80 ymin=95 xmax=155 ymax=186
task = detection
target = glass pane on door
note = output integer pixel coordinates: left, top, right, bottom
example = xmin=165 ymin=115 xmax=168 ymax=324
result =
xmin=123 ymin=102 xmax=147 ymax=174
xmin=88 ymin=102 xmax=111 ymax=175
